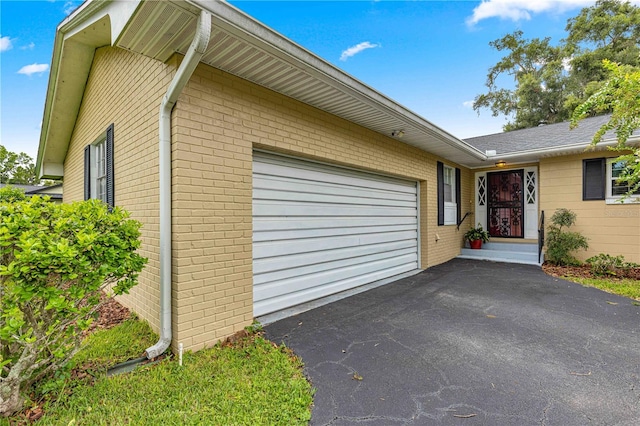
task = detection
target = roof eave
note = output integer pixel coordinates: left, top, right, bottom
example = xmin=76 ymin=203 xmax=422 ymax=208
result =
xmin=470 ymin=135 xmax=640 ymax=168
xmin=36 ymin=0 xmax=142 ymax=179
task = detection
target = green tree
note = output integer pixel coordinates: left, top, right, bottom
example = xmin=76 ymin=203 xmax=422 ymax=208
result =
xmin=0 ymin=146 xmax=38 ymax=185
xmin=474 ymin=0 xmax=640 ymax=132
xmin=0 ymin=190 xmax=147 ymax=416
xmin=473 ymin=31 xmax=572 ymax=130
xmin=564 ymin=0 xmax=640 ymax=112
xmin=571 ymin=60 xmax=640 ymax=196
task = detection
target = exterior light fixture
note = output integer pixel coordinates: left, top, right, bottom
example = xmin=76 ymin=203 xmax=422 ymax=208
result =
xmin=391 ymin=130 xmax=405 ymax=138
xmin=495 ymin=161 xmax=507 ymax=168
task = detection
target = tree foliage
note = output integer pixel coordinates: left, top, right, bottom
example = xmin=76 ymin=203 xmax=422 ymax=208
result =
xmin=0 ymin=146 xmax=38 ymax=185
xmin=473 ymin=31 xmax=570 ymax=131
xmin=474 ymin=0 xmax=640 ymax=131
xmin=571 ymin=60 xmax=640 ymax=197
xmin=0 ymin=190 xmax=147 ymax=416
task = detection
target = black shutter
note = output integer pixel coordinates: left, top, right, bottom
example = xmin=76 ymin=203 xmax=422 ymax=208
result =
xmin=437 ymin=161 xmax=444 ymax=226
xmin=455 ymin=167 xmax=461 ymax=224
xmin=84 ymin=145 xmax=91 ymax=200
xmin=583 ymin=158 xmax=605 ymax=200
xmin=105 ymin=124 xmax=115 ymax=207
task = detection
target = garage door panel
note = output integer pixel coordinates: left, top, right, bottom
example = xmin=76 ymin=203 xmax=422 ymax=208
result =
xmin=254 ymin=247 xmax=418 ymax=285
xmin=255 ymin=254 xmax=418 ymax=301
xmin=254 ymin=187 xmax=417 ymax=208
xmin=253 ymin=239 xmax=417 ymax=274
xmin=254 ymin=230 xmax=418 ymax=258
xmin=254 ymin=201 xmax=417 ymax=218
xmin=253 ymin=223 xmax=417 ymax=242
xmin=254 ymin=175 xmax=417 ymax=203
xmin=253 ymin=152 xmax=419 ymax=316
xmin=253 ymin=263 xmax=417 ymax=316
xmin=254 ymin=158 xmax=416 ymax=194
xmin=253 ymin=216 xmax=417 ymax=232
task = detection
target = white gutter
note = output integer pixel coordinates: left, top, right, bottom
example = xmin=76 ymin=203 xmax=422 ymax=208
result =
xmin=145 ymin=10 xmax=211 ymax=359
xmin=494 ymin=135 xmax=640 ymax=162
xmin=187 ymin=0 xmax=487 ymax=163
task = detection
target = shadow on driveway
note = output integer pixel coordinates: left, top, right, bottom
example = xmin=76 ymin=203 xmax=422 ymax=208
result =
xmin=265 ymin=258 xmax=640 ymax=425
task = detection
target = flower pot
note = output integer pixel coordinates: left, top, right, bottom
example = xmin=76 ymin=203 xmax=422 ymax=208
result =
xmin=469 ymin=239 xmax=483 ymax=249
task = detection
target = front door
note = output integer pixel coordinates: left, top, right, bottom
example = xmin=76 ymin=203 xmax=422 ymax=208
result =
xmin=487 ymin=170 xmax=524 ymax=238
xmin=475 ymin=167 xmax=538 ymax=240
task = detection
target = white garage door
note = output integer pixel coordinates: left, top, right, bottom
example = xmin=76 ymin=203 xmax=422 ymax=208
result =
xmin=253 ymin=152 xmax=419 ymax=316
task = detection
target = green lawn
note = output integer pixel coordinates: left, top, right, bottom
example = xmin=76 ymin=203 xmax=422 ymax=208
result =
xmin=566 ymin=276 xmax=640 ymax=301
xmin=6 ymin=320 xmax=313 ymax=425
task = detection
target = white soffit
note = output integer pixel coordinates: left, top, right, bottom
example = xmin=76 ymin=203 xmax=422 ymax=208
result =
xmin=116 ymin=0 xmax=486 ymax=167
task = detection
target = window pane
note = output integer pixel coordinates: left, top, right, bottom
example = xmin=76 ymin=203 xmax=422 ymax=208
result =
xmin=610 ymin=160 xmax=640 ymax=196
xmin=444 ymin=183 xmax=452 ymax=202
xmin=443 ymin=166 xmax=455 ymax=203
xmin=611 ymin=161 xmax=625 ymax=178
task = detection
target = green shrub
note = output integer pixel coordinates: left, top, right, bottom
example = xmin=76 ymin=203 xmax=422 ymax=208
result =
xmin=545 ymin=208 xmax=588 ymax=266
xmin=0 ymin=186 xmax=26 ymax=203
xmin=586 ymin=253 xmax=639 ymax=276
xmin=0 ymin=191 xmax=147 ymax=416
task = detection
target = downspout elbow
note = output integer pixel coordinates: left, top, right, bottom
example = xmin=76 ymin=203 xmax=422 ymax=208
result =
xmin=145 ymin=10 xmax=211 ymax=360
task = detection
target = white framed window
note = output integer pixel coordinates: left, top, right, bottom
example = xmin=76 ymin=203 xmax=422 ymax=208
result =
xmin=443 ymin=165 xmax=457 ymax=225
xmin=92 ymin=138 xmax=108 ymax=203
xmin=84 ymin=124 xmax=114 ymax=207
xmin=606 ymin=159 xmax=640 ymax=204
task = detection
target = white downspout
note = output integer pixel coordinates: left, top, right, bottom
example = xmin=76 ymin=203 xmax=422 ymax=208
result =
xmin=145 ymin=10 xmax=211 ymax=359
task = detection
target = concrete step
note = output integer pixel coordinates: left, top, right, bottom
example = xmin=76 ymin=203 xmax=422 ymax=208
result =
xmin=458 ymin=243 xmax=543 ymax=266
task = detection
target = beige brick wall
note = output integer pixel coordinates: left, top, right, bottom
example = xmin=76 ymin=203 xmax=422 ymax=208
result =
xmin=64 ymin=47 xmax=472 ymax=353
xmin=540 ymin=152 xmax=640 ymax=263
xmin=63 ymin=47 xmax=175 ymax=333
xmin=172 ymin=62 xmax=471 ymax=351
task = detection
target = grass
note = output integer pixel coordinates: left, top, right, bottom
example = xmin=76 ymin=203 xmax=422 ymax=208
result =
xmin=5 ymin=320 xmax=313 ymax=425
xmin=565 ymin=276 xmax=640 ymax=301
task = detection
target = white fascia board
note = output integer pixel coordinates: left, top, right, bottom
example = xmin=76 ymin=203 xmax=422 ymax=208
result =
xmin=466 ymin=136 xmax=640 ymax=169
xmin=187 ymin=0 xmax=487 ymax=162
xmin=500 ymin=136 xmax=640 ymax=160
xmin=40 ymin=162 xmax=65 ymax=180
xmin=36 ymin=0 xmax=142 ymax=178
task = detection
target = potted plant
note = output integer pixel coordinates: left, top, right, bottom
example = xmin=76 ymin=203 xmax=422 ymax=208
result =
xmin=464 ymin=223 xmax=490 ymax=249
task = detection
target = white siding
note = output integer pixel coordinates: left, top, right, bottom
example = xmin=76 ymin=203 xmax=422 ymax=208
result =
xmin=253 ymin=152 xmax=419 ymax=316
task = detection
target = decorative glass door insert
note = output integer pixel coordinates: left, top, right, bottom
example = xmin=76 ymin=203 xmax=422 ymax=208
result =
xmin=487 ymin=170 xmax=524 ymax=238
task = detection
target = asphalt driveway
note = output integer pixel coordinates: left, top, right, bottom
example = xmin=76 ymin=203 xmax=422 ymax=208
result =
xmin=264 ymin=258 xmax=640 ymax=425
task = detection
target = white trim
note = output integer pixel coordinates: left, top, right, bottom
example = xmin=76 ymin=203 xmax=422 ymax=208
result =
xmin=89 ymin=137 xmax=108 ymax=203
xmin=443 ymin=165 xmax=457 ymax=225
xmin=605 ymin=159 xmax=640 ymax=204
xmin=475 ymin=171 xmax=487 ymax=232
xmin=416 ymin=180 xmax=422 ymax=269
xmin=523 ymin=167 xmax=539 ymax=239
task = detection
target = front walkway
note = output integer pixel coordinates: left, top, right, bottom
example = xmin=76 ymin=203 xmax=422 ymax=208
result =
xmin=265 ymin=259 xmax=640 ymax=425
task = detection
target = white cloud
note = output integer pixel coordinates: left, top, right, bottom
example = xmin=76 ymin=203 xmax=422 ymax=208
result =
xmin=466 ymin=0 xmax=598 ymax=26
xmin=64 ymin=1 xmax=80 ymax=15
xmin=340 ymin=41 xmax=379 ymax=61
xmin=463 ymin=100 xmax=475 ymax=108
xmin=0 ymin=36 xmax=14 ymax=52
xmin=17 ymin=63 xmax=49 ymax=76
xmin=20 ymin=42 xmax=35 ymax=51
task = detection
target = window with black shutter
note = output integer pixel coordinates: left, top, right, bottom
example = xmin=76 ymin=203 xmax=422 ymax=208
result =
xmin=437 ymin=161 xmax=460 ymax=225
xmin=583 ymin=158 xmax=605 ymax=201
xmin=84 ymin=124 xmax=115 ymax=207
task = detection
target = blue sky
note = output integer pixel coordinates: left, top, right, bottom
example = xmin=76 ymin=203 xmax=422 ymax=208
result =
xmin=0 ymin=0 xmax=628 ymax=160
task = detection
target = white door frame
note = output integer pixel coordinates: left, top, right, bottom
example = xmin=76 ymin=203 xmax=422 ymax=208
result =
xmin=474 ymin=167 xmax=538 ymax=239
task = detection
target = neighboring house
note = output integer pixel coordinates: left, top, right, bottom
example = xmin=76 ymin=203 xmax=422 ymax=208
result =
xmin=35 ymin=0 xmax=638 ymax=354
xmin=0 ymin=183 xmax=63 ymax=202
